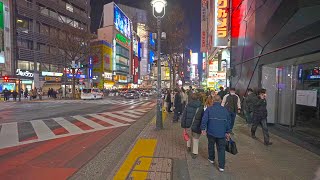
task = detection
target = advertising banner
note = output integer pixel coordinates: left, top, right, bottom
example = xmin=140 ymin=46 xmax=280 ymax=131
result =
xmin=114 ymin=4 xmax=131 ymax=39
xmin=133 ymin=56 xmax=139 ymax=84
xmin=200 ymin=0 xmax=208 ymax=52
xmin=214 ymin=0 xmax=229 ymax=47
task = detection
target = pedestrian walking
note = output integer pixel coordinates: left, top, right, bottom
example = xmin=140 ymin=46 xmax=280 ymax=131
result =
xmin=201 ymin=95 xmax=231 ymax=172
xmin=165 ymin=90 xmax=172 ymax=113
xmin=204 ymin=95 xmax=214 ymax=111
xmin=24 ymin=88 xmax=28 ymax=99
xmin=251 ymin=89 xmax=272 ymax=146
xmin=181 ymin=93 xmax=204 ymax=159
xmin=218 ymin=87 xmax=227 ymax=99
xmin=181 ymin=88 xmax=188 ymax=113
xmin=187 ymin=86 xmax=193 ymax=103
xmin=221 ymin=88 xmax=241 ymax=133
xmin=12 ymin=90 xmax=18 ymax=101
xmin=3 ymin=88 xmax=9 ymax=101
xmin=173 ymin=88 xmax=182 ymax=123
xmin=243 ymin=88 xmax=256 ymax=124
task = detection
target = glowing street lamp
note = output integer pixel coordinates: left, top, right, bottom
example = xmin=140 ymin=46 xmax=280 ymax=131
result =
xmin=151 ymin=0 xmax=167 ymax=130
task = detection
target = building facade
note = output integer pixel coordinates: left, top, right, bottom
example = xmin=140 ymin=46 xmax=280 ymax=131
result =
xmin=4 ymin=0 xmax=91 ymax=93
xmin=230 ymin=0 xmax=320 ymax=145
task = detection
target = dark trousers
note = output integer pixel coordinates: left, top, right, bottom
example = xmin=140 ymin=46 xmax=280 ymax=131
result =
xmin=244 ymin=111 xmax=253 ymax=124
xmin=167 ymin=101 xmax=172 ymax=112
xmin=229 ymin=112 xmax=236 ymax=130
xmin=173 ymin=108 xmax=180 ymax=122
xmin=251 ymin=118 xmax=270 ymax=143
xmin=207 ymin=134 xmax=226 ymax=169
xmin=181 ymin=101 xmax=186 ymax=113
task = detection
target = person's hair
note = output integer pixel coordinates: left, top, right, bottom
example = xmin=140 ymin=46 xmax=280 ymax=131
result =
xmin=189 ymin=86 xmax=192 ymax=89
xmin=219 ymin=87 xmax=224 ymax=90
xmin=205 ymin=95 xmax=214 ymax=107
xmin=230 ymin=88 xmax=236 ymax=91
xmin=212 ymin=95 xmax=222 ymax=103
xmin=258 ymin=89 xmax=266 ymax=95
xmin=191 ymin=93 xmax=199 ymax=100
xmin=247 ymin=88 xmax=253 ymax=93
xmin=174 ymin=88 xmax=180 ymax=93
xmin=181 ymin=87 xmax=185 ymax=93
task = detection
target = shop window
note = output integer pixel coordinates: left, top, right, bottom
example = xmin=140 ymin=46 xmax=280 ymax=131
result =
xmin=66 ymin=3 xmax=74 ymax=12
xmin=18 ymin=60 xmax=30 ymax=70
xmin=30 ymin=62 xmax=40 ymax=71
xmin=16 ymin=18 xmax=30 ymax=33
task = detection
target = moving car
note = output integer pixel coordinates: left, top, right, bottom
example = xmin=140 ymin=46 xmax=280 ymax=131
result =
xmin=124 ymin=90 xmax=140 ymax=99
xmin=81 ymin=88 xmax=103 ymax=100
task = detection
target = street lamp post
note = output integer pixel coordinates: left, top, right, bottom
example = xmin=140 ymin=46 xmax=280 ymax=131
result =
xmin=221 ymin=59 xmax=228 ymax=88
xmin=151 ymin=0 xmax=167 ymax=130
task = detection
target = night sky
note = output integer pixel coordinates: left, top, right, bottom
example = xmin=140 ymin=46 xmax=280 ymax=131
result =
xmin=90 ymin=0 xmax=201 ymax=52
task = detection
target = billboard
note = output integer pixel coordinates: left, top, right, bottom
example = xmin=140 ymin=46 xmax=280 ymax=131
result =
xmin=214 ymin=0 xmax=229 ymax=47
xmin=133 ymin=56 xmax=139 ymax=84
xmin=114 ymin=4 xmax=131 ymax=39
xmin=149 ymin=50 xmax=155 ymax=64
xmin=200 ymin=0 xmax=208 ymax=52
xmin=191 ymin=53 xmax=198 ymax=65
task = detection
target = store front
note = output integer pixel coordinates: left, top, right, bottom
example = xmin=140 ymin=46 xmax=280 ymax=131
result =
xmin=262 ymin=52 xmax=320 ymax=147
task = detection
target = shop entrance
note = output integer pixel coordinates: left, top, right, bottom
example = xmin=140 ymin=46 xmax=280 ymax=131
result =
xmin=262 ymin=52 xmax=320 ymax=147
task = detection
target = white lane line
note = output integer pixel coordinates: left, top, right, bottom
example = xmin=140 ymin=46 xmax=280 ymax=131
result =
xmin=72 ymin=115 xmax=105 ymax=129
xmin=125 ymin=110 xmax=144 ymax=115
xmin=134 ymin=109 xmax=150 ymax=113
xmin=30 ymin=120 xmax=55 ymax=140
xmin=89 ymin=114 xmax=127 ymax=126
xmin=142 ymin=102 xmax=154 ymax=106
xmin=100 ymin=112 xmax=136 ymax=122
xmin=114 ymin=111 xmax=140 ymax=118
xmin=0 ymin=123 xmax=19 ymax=147
xmin=133 ymin=101 xmax=146 ymax=105
xmin=53 ymin=117 xmax=84 ymax=134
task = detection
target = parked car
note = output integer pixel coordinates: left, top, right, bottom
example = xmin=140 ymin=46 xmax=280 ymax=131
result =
xmin=124 ymin=90 xmax=140 ymax=99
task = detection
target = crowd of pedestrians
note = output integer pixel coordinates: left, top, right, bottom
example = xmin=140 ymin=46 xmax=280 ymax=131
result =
xmin=164 ymin=86 xmax=272 ymax=172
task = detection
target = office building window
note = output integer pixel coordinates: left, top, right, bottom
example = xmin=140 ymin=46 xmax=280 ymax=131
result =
xmin=18 ymin=60 xmax=30 ymax=70
xmin=30 ymin=62 xmax=40 ymax=71
xmin=16 ymin=18 xmax=30 ymax=33
xmin=66 ymin=3 xmax=73 ymax=12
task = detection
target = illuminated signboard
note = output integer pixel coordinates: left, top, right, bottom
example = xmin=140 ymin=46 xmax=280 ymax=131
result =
xmin=150 ymin=33 xmax=155 ymax=48
xmin=41 ymin=71 xmax=63 ymax=77
xmin=114 ymin=4 xmax=131 ymax=39
xmin=191 ymin=53 xmax=198 ymax=65
xmin=149 ymin=50 xmax=155 ymax=64
xmin=116 ymin=33 xmax=130 ymax=45
xmin=200 ymin=0 xmax=207 ymax=52
xmin=214 ymin=0 xmax=229 ymax=47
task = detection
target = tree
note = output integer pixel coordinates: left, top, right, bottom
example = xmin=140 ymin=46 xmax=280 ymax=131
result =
xmin=53 ymin=26 xmax=97 ymax=99
xmin=147 ymin=4 xmax=190 ymax=89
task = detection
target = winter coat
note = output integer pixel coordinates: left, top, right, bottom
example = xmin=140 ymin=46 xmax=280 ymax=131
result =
xmin=174 ymin=93 xmax=182 ymax=112
xmin=201 ymin=102 xmax=231 ymax=138
xmin=243 ymin=93 xmax=257 ymax=112
xmin=252 ymin=97 xmax=268 ymax=120
xmin=165 ymin=93 xmax=171 ymax=103
xmin=181 ymin=100 xmax=204 ymax=134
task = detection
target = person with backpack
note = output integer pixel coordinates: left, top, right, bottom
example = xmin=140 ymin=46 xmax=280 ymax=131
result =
xmin=181 ymin=93 xmax=204 ymax=159
xmin=221 ymin=88 xmax=241 ymax=133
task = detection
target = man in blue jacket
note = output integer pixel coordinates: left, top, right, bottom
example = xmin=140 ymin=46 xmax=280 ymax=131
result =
xmin=201 ymin=95 xmax=231 ymax=172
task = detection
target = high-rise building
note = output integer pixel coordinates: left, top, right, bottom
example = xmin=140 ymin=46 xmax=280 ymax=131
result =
xmin=13 ymin=0 xmax=91 ymax=91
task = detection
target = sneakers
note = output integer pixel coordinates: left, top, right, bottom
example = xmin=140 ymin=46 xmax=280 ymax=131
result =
xmin=208 ymin=159 xmax=214 ymax=164
xmin=264 ymin=142 xmax=273 ymax=146
xmin=218 ymin=168 xmax=224 ymax=172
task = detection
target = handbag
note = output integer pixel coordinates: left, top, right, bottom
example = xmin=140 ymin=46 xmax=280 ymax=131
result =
xmin=225 ymin=138 xmax=238 ymax=155
xmin=182 ymin=108 xmax=199 ymax=141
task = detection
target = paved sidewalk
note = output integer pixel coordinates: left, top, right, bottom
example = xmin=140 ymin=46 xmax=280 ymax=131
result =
xmin=112 ymin=112 xmax=320 ymax=180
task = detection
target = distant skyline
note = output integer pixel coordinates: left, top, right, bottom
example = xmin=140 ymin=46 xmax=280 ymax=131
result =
xmin=90 ymin=0 xmax=200 ymax=52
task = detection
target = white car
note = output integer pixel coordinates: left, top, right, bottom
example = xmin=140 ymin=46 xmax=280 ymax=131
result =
xmin=81 ymin=88 xmax=103 ymax=100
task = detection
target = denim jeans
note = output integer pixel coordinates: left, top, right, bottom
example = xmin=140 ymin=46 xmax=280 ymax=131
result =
xmin=207 ymin=134 xmax=226 ymax=169
xmin=251 ymin=118 xmax=270 ymax=143
xmin=244 ymin=111 xmax=253 ymax=124
xmin=229 ymin=112 xmax=236 ymax=130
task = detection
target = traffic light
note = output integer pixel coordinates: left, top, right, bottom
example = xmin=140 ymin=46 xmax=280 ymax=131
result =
xmin=80 ymin=64 xmax=88 ymax=68
xmin=3 ymin=76 xmax=9 ymax=82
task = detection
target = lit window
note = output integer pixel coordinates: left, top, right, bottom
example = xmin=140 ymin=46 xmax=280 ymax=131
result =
xmin=66 ymin=3 xmax=73 ymax=12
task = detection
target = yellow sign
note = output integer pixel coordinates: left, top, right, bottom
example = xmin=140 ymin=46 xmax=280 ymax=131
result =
xmin=217 ymin=0 xmax=228 ymax=38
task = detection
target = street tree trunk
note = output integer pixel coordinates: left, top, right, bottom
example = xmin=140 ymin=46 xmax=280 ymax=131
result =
xmin=72 ymin=68 xmax=76 ymax=99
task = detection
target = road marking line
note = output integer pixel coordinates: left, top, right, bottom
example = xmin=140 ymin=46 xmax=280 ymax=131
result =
xmin=30 ymin=120 xmax=56 ymax=140
xmin=115 ymin=111 xmax=140 ymax=118
xmin=0 ymin=123 xmax=19 ymax=147
xmin=72 ymin=115 xmax=105 ymax=129
xmin=89 ymin=114 xmax=127 ymax=126
xmin=101 ymin=112 xmax=135 ymax=122
xmin=125 ymin=110 xmax=144 ymax=116
xmin=135 ymin=109 xmax=149 ymax=113
xmin=114 ymin=139 xmax=157 ymax=179
xmin=53 ymin=117 xmax=84 ymax=134
xmin=133 ymin=101 xmax=145 ymax=105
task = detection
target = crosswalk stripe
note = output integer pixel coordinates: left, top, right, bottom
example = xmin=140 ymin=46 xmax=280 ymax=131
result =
xmin=30 ymin=120 xmax=55 ymax=140
xmin=89 ymin=114 xmax=126 ymax=126
xmin=101 ymin=112 xmax=135 ymax=122
xmin=0 ymin=123 xmax=19 ymax=147
xmin=72 ymin=115 xmax=105 ymax=129
xmin=125 ymin=110 xmax=144 ymax=115
xmin=115 ymin=111 xmax=140 ymax=118
xmin=53 ymin=117 xmax=83 ymax=134
xmin=133 ymin=101 xmax=145 ymax=105
xmin=135 ymin=109 xmax=150 ymax=113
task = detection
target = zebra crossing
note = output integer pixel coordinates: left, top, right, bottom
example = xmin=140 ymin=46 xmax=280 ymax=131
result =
xmin=0 ymin=107 xmax=153 ymax=149
xmin=38 ymin=99 xmax=155 ymax=106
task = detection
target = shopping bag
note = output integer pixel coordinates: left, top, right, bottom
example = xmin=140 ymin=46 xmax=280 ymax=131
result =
xmin=225 ymin=138 xmax=238 ymax=155
xmin=183 ymin=129 xmax=190 ymax=141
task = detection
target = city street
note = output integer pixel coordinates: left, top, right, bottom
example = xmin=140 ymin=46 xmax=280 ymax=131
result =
xmin=0 ymin=96 xmax=156 ymax=179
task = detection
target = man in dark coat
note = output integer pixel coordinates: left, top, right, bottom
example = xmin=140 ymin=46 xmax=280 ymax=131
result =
xmin=3 ymin=88 xmax=9 ymax=101
xmin=181 ymin=93 xmax=204 ymax=158
xmin=243 ymin=88 xmax=256 ymax=124
xmin=251 ymin=89 xmax=272 ymax=146
xmin=173 ymin=88 xmax=182 ymax=122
